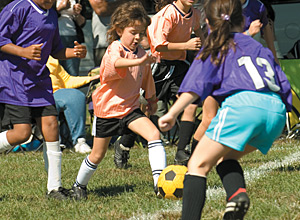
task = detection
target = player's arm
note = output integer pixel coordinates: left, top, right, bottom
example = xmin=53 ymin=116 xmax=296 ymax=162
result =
xmin=159 ymin=92 xmax=199 ymax=132
xmin=114 ymin=52 xmax=156 ymax=68
xmin=156 ymin=37 xmax=202 ymax=52
xmin=53 ymin=41 xmax=87 ymax=60
xmin=0 ymin=43 xmax=43 ymax=60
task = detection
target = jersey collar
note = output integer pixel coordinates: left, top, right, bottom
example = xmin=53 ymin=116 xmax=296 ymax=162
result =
xmin=27 ymin=0 xmax=49 ymax=16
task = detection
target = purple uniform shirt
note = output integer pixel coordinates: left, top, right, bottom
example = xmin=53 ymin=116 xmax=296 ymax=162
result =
xmin=243 ymin=0 xmax=268 ymax=31
xmin=0 ymin=0 xmax=64 ymax=107
xmin=179 ymin=33 xmax=292 ymax=112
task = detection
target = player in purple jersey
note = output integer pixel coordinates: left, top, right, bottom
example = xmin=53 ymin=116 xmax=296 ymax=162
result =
xmin=158 ymin=0 xmax=292 ymax=219
xmin=241 ymin=0 xmax=279 ymax=63
xmin=0 ymin=0 xmax=86 ymax=200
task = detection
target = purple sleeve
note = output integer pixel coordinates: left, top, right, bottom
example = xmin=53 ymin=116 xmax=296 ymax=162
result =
xmin=178 ymin=57 xmax=221 ymax=103
xmin=0 ymin=9 xmax=19 ymax=47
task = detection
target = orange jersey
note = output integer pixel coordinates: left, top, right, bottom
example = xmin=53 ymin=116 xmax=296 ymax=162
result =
xmin=92 ymin=40 xmax=156 ymax=119
xmin=147 ymin=3 xmax=201 ymax=61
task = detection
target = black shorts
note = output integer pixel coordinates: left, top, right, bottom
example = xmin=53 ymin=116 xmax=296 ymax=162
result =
xmin=152 ymin=60 xmax=190 ymax=101
xmin=0 ymin=103 xmax=58 ymax=128
xmin=94 ymin=108 xmax=146 ymax=138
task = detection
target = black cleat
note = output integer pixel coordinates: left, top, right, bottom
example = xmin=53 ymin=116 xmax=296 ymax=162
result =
xmin=154 ymin=185 xmax=162 ymax=199
xmin=114 ymin=139 xmax=130 ymax=169
xmin=46 ymin=187 xmax=71 ymax=200
xmin=174 ymin=150 xmax=190 ymax=166
xmin=71 ymin=185 xmax=88 ymax=200
xmin=223 ymin=192 xmax=250 ymax=220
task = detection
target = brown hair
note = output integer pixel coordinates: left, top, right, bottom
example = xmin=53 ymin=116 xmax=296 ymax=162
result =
xmin=198 ymin=0 xmax=243 ymax=66
xmin=154 ymin=0 xmax=173 ymax=12
xmin=107 ymin=1 xmax=151 ymax=44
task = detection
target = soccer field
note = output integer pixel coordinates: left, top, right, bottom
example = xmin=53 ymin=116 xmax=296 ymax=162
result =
xmin=0 ymin=139 xmax=300 ymax=220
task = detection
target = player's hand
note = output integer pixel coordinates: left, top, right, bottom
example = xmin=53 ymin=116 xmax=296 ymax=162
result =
xmin=139 ymin=52 xmax=156 ymax=66
xmin=186 ymin=37 xmax=202 ymax=51
xmin=74 ymin=41 xmax=87 ymax=58
xmin=248 ymin=19 xmax=262 ymax=37
xmin=59 ymin=0 xmax=71 ymax=10
xmin=73 ymin=3 xmax=82 ymax=15
xmin=23 ymin=43 xmax=43 ymax=60
xmin=158 ymin=113 xmax=176 ymax=132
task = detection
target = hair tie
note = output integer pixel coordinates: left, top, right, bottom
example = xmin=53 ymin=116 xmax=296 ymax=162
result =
xmin=221 ymin=14 xmax=230 ymax=21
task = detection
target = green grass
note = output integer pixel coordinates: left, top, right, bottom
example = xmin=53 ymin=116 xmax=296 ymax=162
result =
xmin=1 ymin=139 xmax=300 ymax=220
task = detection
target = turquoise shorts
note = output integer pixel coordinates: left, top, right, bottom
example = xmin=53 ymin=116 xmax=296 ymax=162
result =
xmin=206 ymin=91 xmax=286 ymax=154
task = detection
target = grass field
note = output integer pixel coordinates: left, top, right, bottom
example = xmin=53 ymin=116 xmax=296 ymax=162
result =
xmin=0 ymin=138 xmax=300 ymax=220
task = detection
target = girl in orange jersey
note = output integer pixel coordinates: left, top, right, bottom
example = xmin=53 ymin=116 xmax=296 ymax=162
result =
xmin=70 ymin=1 xmax=167 ymax=200
xmin=147 ymin=0 xmax=205 ymax=165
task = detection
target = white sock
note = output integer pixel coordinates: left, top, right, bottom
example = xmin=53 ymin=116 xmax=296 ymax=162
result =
xmin=75 ymin=156 xmax=98 ymax=187
xmin=0 ymin=131 xmax=12 ymax=153
xmin=148 ymin=140 xmax=167 ymax=186
xmin=45 ymin=141 xmax=62 ymax=192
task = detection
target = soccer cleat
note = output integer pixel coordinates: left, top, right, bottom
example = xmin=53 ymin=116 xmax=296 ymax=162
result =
xmin=223 ymin=192 xmax=250 ymax=220
xmin=46 ymin=187 xmax=71 ymax=200
xmin=74 ymin=138 xmax=92 ymax=154
xmin=71 ymin=185 xmax=88 ymax=200
xmin=174 ymin=150 xmax=190 ymax=166
xmin=114 ymin=139 xmax=130 ymax=169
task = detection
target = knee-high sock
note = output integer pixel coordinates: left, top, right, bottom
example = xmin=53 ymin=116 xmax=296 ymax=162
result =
xmin=182 ymin=174 xmax=206 ymax=220
xmin=45 ymin=141 xmax=62 ymax=192
xmin=0 ymin=131 xmax=12 ymax=153
xmin=191 ymin=138 xmax=199 ymax=154
xmin=148 ymin=140 xmax=166 ymax=186
xmin=75 ymin=156 xmax=98 ymax=187
xmin=216 ymin=159 xmax=246 ymax=201
xmin=177 ymin=121 xmax=195 ymax=151
xmin=120 ymin=132 xmax=137 ymax=148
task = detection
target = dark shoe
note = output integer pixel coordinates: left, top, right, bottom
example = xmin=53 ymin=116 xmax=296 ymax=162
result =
xmin=46 ymin=187 xmax=71 ymax=200
xmin=114 ymin=139 xmax=130 ymax=169
xmin=71 ymin=185 xmax=88 ymax=200
xmin=223 ymin=192 xmax=250 ymax=220
xmin=174 ymin=150 xmax=190 ymax=166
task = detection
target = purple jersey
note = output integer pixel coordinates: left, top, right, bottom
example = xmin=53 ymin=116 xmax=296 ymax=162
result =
xmin=179 ymin=33 xmax=292 ymax=111
xmin=0 ymin=0 xmax=64 ymax=107
xmin=243 ymin=0 xmax=268 ymax=31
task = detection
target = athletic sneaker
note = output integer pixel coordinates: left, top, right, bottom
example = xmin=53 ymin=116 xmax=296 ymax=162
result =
xmin=74 ymin=138 xmax=92 ymax=154
xmin=223 ymin=192 xmax=250 ymax=220
xmin=71 ymin=185 xmax=88 ymax=200
xmin=174 ymin=150 xmax=190 ymax=166
xmin=46 ymin=187 xmax=71 ymax=200
xmin=114 ymin=139 xmax=130 ymax=169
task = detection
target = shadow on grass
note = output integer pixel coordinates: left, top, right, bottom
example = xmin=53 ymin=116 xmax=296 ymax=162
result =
xmin=275 ymin=164 xmax=300 ymax=172
xmin=91 ymin=184 xmax=136 ymax=197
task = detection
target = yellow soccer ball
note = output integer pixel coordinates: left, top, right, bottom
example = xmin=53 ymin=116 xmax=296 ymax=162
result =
xmin=157 ymin=165 xmax=188 ymax=199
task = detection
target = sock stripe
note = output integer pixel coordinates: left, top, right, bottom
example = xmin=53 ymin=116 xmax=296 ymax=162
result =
xmin=228 ymin=188 xmax=247 ymax=201
xmin=148 ymin=140 xmax=163 ymax=149
xmin=152 ymin=169 xmax=163 ymax=175
xmin=84 ymin=156 xmax=98 ymax=170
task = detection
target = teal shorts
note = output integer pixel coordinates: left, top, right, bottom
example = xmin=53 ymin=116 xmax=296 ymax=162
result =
xmin=206 ymin=91 xmax=286 ymax=154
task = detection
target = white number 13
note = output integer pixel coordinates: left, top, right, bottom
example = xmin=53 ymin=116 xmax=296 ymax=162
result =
xmin=238 ymin=56 xmax=280 ymax=92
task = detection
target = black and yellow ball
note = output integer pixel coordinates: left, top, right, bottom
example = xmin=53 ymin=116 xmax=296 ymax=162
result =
xmin=157 ymin=165 xmax=188 ymax=199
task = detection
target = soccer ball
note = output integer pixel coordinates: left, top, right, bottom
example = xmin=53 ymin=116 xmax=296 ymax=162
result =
xmin=157 ymin=165 xmax=188 ymax=199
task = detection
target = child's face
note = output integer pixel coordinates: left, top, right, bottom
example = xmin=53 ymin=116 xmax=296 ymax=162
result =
xmin=117 ymin=21 xmax=147 ymax=51
xmin=33 ymin=0 xmax=55 ymax=10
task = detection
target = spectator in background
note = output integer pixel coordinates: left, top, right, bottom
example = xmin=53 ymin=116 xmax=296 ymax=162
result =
xmin=47 ymin=56 xmax=99 ymax=154
xmin=56 ymin=0 xmax=86 ymax=76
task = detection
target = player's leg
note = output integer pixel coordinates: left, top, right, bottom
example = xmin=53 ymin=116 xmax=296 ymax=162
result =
xmin=182 ymin=135 xmax=232 ymax=220
xmin=174 ymin=103 xmax=197 ymax=165
xmin=0 ymin=104 xmax=33 ymax=152
xmin=191 ymin=96 xmax=219 ymax=154
xmin=37 ymin=106 xmax=70 ymax=200
xmin=72 ymin=136 xmax=111 ymax=200
xmin=128 ymin=116 xmax=167 ymax=190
